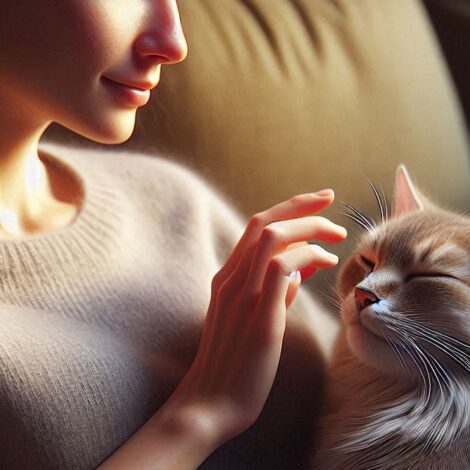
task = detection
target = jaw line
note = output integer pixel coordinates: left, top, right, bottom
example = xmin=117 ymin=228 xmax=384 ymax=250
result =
xmin=342 ymin=295 xmax=421 ymax=381
xmin=341 ymin=293 xmax=391 ymax=341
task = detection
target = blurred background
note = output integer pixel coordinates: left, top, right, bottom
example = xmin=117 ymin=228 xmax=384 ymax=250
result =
xmin=423 ymin=0 xmax=469 ymax=134
xmin=45 ymin=0 xmax=470 ymax=310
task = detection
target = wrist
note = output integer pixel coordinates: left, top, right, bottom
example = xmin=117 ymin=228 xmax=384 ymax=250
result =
xmin=97 ymin=396 xmax=226 ymax=470
xmin=149 ymin=398 xmax=224 ymax=465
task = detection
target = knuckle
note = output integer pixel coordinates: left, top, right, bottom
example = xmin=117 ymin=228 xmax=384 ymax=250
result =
xmin=249 ymin=212 xmax=266 ymax=229
xmin=309 ymin=216 xmax=337 ymax=235
xmin=211 ymin=272 xmax=224 ymax=292
xmin=260 ymin=225 xmax=286 ymax=246
xmin=216 ymin=281 xmax=234 ymax=309
xmin=290 ymin=194 xmax=306 ymax=204
xmin=267 ymin=256 xmax=287 ymax=277
xmin=216 ymin=274 xmax=234 ymax=298
xmin=312 ymin=215 xmax=329 ymax=226
xmin=260 ymin=225 xmax=277 ymax=241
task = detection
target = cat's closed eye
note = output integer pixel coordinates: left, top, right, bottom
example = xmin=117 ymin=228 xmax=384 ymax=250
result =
xmin=358 ymin=253 xmax=462 ymax=284
xmin=403 ymin=272 xmax=461 ymax=283
xmin=358 ymin=254 xmax=375 ymax=272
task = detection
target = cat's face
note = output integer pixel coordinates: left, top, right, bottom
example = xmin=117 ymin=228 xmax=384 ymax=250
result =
xmin=338 ymin=166 xmax=470 ymax=383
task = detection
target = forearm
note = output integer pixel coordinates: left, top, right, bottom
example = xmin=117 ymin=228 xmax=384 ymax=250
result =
xmin=96 ymin=402 xmax=220 ymax=470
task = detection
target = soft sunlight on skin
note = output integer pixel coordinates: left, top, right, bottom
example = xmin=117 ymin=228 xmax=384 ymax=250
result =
xmin=0 ymin=0 xmax=187 ymax=236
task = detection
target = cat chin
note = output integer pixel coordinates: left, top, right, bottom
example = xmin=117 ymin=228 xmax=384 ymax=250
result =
xmin=346 ymin=322 xmax=415 ymax=381
xmin=341 ymin=294 xmax=417 ymax=382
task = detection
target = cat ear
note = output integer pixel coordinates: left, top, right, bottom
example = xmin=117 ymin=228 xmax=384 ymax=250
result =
xmin=393 ymin=164 xmax=427 ymax=216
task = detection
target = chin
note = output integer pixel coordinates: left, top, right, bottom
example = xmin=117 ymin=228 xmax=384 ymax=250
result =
xmin=57 ymin=107 xmax=137 ymax=145
xmin=347 ymin=322 xmax=397 ymax=372
xmin=341 ymin=296 xmax=416 ymax=381
xmin=88 ymin=114 xmax=137 ymax=144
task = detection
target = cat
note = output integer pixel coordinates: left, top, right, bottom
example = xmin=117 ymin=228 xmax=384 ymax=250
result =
xmin=310 ymin=165 xmax=470 ymax=470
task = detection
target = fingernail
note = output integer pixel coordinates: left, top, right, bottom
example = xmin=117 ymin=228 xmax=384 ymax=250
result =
xmin=328 ymin=253 xmax=339 ymax=263
xmin=288 ymin=270 xmax=300 ymax=282
xmin=324 ymin=251 xmax=339 ymax=263
xmin=315 ymin=189 xmax=334 ymax=197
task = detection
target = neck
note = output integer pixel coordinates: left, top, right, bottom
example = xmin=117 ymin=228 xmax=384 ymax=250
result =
xmin=315 ymin=327 xmax=470 ymax=469
xmin=0 ymin=90 xmax=70 ymax=236
xmin=0 ymin=119 xmax=81 ymax=236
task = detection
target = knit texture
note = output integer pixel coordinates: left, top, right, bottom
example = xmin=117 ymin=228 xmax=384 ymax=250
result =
xmin=0 ymin=141 xmax=338 ymax=469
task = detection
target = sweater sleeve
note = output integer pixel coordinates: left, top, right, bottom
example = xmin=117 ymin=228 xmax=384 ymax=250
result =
xmin=200 ymin=180 xmax=247 ymax=270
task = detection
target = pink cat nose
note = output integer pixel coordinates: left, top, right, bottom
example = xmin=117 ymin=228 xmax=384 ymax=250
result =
xmin=354 ymin=286 xmax=380 ymax=311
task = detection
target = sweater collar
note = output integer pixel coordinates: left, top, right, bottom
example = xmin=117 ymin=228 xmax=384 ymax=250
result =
xmin=0 ymin=141 xmax=125 ymax=285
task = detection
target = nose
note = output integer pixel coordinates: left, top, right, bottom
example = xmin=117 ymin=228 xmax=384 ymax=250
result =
xmin=134 ymin=0 xmax=188 ymax=65
xmin=354 ymin=286 xmax=380 ymax=311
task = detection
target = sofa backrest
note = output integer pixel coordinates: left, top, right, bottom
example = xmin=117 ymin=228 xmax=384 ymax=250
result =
xmin=46 ymin=0 xmax=470 ymax=303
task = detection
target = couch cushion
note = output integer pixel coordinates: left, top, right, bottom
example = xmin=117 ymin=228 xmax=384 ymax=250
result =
xmin=46 ymin=0 xmax=470 ymax=303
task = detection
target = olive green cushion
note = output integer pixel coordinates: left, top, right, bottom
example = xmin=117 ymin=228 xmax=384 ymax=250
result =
xmin=47 ymin=0 xmax=470 ymax=303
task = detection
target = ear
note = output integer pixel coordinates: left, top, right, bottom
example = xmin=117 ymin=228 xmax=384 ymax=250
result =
xmin=392 ymin=164 xmax=427 ymax=216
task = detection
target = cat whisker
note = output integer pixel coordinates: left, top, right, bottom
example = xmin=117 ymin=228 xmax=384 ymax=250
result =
xmin=408 ymin=340 xmax=434 ymax=406
xmin=310 ymin=287 xmax=343 ymax=315
xmin=397 ymin=333 xmax=432 ymax=406
xmin=382 ymin=327 xmax=410 ymax=377
xmin=407 ymin=326 xmax=469 ymax=373
xmin=397 ymin=316 xmax=470 ymax=350
xmin=415 ymin=334 xmax=468 ymax=372
xmin=382 ymin=323 xmax=413 ymax=378
xmin=429 ymin=353 xmax=454 ymax=391
xmin=391 ymin=317 xmax=470 ymax=372
xmin=418 ymin=324 xmax=469 ymax=353
xmin=337 ymin=210 xmax=372 ymax=233
xmin=385 ymin=317 xmax=467 ymax=396
xmin=365 ymin=176 xmax=386 ymax=224
xmin=380 ymin=183 xmax=389 ymax=222
xmin=421 ymin=348 xmax=448 ymax=396
xmin=338 ymin=200 xmax=376 ymax=231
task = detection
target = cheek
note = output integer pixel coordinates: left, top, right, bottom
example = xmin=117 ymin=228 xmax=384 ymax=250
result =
xmin=1 ymin=1 xmax=140 ymax=97
xmin=70 ymin=2 xmax=143 ymax=71
xmin=40 ymin=4 xmax=119 ymax=85
xmin=337 ymin=260 xmax=366 ymax=299
xmin=340 ymin=292 xmax=358 ymax=326
xmin=401 ymin=280 xmax=462 ymax=311
xmin=398 ymin=280 xmax=470 ymax=337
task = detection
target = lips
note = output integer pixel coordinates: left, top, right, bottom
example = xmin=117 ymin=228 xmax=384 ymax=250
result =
xmin=101 ymin=76 xmax=153 ymax=107
xmin=112 ymin=79 xmax=157 ymax=91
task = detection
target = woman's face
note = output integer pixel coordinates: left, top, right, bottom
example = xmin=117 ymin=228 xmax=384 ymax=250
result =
xmin=0 ymin=0 xmax=188 ymax=144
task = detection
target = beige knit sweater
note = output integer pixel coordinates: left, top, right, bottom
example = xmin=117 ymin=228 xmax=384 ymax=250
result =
xmin=0 ymin=141 xmax=338 ymax=469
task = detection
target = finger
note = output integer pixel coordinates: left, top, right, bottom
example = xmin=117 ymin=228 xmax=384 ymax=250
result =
xmin=285 ymin=270 xmax=302 ymax=309
xmin=255 ymin=244 xmax=339 ymax=329
xmin=272 ymin=216 xmax=347 ymax=244
xmin=226 ymin=213 xmax=345 ymax=300
xmin=285 ymin=240 xmax=309 ymax=251
xmin=244 ymin=216 xmax=346 ymax=298
xmin=214 ymin=190 xmax=336 ymax=284
xmin=298 ymin=264 xmax=319 ymax=283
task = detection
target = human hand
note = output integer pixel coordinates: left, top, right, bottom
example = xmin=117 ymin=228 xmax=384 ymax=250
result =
xmin=162 ymin=189 xmax=347 ymax=453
